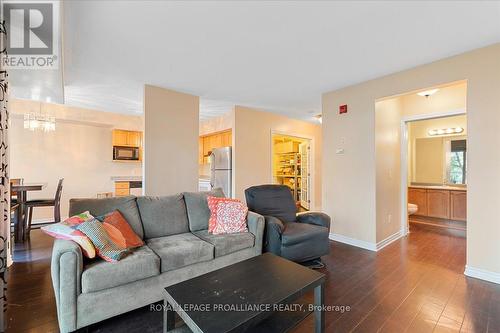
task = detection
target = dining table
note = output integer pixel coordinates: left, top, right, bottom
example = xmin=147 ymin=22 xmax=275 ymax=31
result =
xmin=11 ymin=183 xmax=46 ymax=242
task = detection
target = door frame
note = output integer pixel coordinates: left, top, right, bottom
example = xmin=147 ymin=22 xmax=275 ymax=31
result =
xmin=400 ymin=108 xmax=466 ymax=235
xmin=270 ymin=130 xmax=316 ymax=210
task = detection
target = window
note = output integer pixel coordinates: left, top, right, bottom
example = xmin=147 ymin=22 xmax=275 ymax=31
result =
xmin=448 ymin=139 xmax=466 ymax=184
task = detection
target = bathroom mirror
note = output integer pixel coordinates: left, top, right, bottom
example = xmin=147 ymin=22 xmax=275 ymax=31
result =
xmin=413 ymin=137 xmax=444 ymax=184
xmin=412 ymin=136 xmax=467 ymax=185
xmin=445 ymin=138 xmax=467 ymax=185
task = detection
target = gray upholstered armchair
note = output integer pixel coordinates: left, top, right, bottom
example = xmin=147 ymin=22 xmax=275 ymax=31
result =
xmin=245 ymin=185 xmax=331 ymax=263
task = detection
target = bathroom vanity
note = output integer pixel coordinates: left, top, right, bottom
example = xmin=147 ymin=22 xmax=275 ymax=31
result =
xmin=408 ymin=185 xmax=466 ymax=221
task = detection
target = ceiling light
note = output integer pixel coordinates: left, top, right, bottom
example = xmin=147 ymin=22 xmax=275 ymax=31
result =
xmin=428 ymin=127 xmax=464 ymax=136
xmin=24 ymin=103 xmax=56 ymax=132
xmin=417 ymin=89 xmax=439 ymax=97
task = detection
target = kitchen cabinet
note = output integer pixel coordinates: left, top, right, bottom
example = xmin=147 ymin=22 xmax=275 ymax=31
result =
xmin=202 ymin=136 xmax=211 ymax=157
xmin=450 ymin=191 xmax=467 ymax=221
xmin=115 ymin=181 xmax=130 ymax=197
xmin=408 ymin=188 xmax=428 ymax=216
xmin=408 ymin=187 xmax=466 ymax=221
xmin=200 ymin=130 xmax=232 ymax=164
xmin=221 ymin=131 xmax=232 ymax=147
xmin=198 ymin=137 xmax=204 ymax=164
xmin=112 ymin=129 xmax=142 ymax=147
xmin=114 ymin=180 xmax=142 ymax=197
xmin=427 ymin=190 xmax=450 ymax=219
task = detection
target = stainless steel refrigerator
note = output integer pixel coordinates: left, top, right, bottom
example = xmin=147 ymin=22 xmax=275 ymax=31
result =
xmin=210 ymin=147 xmax=232 ymax=197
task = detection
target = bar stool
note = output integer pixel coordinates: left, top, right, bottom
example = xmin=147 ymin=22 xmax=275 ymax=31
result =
xmin=25 ymin=178 xmax=64 ymax=238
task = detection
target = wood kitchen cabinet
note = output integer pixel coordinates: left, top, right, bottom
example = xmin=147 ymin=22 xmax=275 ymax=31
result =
xmin=408 ymin=188 xmax=428 ymax=216
xmin=112 ymin=129 xmax=142 ymax=147
xmin=221 ymin=131 xmax=232 ymax=147
xmin=450 ymin=190 xmax=467 ymax=221
xmin=199 ymin=137 xmax=204 ymax=164
xmin=427 ymin=190 xmax=450 ymax=219
xmin=200 ymin=130 xmax=232 ymax=164
xmin=115 ymin=181 xmax=130 ymax=196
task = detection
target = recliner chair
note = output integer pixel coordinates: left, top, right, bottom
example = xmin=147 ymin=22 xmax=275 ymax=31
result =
xmin=245 ymin=185 xmax=331 ymax=263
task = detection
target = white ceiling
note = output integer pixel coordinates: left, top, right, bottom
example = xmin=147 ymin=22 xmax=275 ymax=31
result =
xmin=10 ymin=1 xmax=500 ymax=121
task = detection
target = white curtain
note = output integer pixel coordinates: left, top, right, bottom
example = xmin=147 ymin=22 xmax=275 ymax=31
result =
xmin=0 ymin=19 xmax=9 ymax=332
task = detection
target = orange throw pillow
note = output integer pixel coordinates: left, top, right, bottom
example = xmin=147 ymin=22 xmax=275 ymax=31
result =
xmin=207 ymin=196 xmax=248 ymax=234
xmin=96 ymin=210 xmax=143 ymax=249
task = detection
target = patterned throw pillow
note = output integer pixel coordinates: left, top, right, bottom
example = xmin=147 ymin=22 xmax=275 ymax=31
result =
xmin=41 ymin=211 xmax=96 ymax=258
xmin=76 ymin=218 xmax=130 ymax=262
xmin=95 ymin=210 xmax=143 ymax=249
xmin=207 ymin=196 xmax=241 ymax=233
xmin=207 ymin=196 xmax=248 ymax=235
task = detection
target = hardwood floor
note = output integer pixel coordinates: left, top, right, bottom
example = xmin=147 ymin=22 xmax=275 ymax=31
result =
xmin=6 ymin=225 xmax=500 ymax=333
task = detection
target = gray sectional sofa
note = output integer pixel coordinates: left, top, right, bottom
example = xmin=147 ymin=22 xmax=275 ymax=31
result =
xmin=51 ymin=190 xmax=265 ymax=333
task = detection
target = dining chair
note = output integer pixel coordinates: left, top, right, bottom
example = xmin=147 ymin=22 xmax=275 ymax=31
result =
xmin=10 ymin=178 xmax=23 ymax=204
xmin=25 ymin=178 xmax=64 ymax=238
xmin=10 ymin=178 xmax=24 ymax=230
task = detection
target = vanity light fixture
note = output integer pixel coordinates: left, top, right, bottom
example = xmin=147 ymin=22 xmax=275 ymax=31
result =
xmin=428 ymin=127 xmax=463 ymax=136
xmin=417 ymin=89 xmax=439 ymax=97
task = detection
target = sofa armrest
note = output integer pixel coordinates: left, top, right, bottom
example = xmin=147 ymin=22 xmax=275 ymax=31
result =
xmin=262 ymin=216 xmax=285 ymax=256
xmin=247 ymin=211 xmax=265 ymax=255
xmin=51 ymin=239 xmax=83 ymax=333
xmin=296 ymin=212 xmax=331 ymax=229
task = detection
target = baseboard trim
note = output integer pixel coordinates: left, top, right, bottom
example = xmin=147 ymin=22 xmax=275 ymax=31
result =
xmin=376 ymin=230 xmax=404 ymax=251
xmin=464 ymin=265 xmax=500 ymax=285
xmin=329 ymin=233 xmax=377 ymax=252
xmin=329 ymin=229 xmax=404 ymax=252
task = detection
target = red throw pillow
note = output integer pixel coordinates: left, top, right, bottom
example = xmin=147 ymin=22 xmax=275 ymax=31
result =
xmin=207 ymin=196 xmax=248 ymax=235
xmin=96 ymin=210 xmax=144 ymax=249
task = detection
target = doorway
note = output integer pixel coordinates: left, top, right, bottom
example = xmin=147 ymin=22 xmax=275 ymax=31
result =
xmin=375 ymin=80 xmax=468 ymax=244
xmin=402 ymin=112 xmax=467 ymax=236
xmin=271 ymin=133 xmax=312 ymax=211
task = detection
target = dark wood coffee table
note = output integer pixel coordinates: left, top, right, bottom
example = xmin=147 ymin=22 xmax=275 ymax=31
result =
xmin=163 ymin=253 xmax=326 ymax=333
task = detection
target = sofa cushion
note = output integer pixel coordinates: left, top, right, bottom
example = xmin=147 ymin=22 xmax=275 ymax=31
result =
xmin=136 ymin=194 xmax=189 ymax=239
xmin=69 ymin=196 xmax=144 ymax=239
xmin=81 ymin=245 xmax=160 ymax=293
xmin=193 ymin=230 xmax=255 ymax=257
xmin=183 ymin=188 xmax=225 ymax=232
xmin=281 ymin=222 xmax=328 ymax=246
xmin=146 ymin=233 xmax=214 ymax=272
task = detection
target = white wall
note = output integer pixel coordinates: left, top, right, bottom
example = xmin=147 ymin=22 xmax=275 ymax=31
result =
xmin=375 ymin=98 xmax=402 ymax=242
xmin=322 ymin=43 xmax=500 ymax=281
xmin=10 ymin=99 xmax=143 ymax=221
xmin=144 ymin=85 xmax=199 ymax=195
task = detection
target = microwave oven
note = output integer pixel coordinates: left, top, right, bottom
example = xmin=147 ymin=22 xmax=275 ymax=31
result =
xmin=113 ymin=146 xmax=140 ymax=161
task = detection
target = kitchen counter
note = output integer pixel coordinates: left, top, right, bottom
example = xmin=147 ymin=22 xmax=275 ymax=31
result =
xmin=111 ymin=176 xmax=143 ymax=181
xmin=409 ymin=185 xmax=466 ymax=191
xmin=199 ymin=177 xmax=211 ymax=192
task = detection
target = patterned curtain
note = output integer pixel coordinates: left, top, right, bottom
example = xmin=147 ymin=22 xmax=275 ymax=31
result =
xmin=0 ymin=19 xmax=8 ymax=332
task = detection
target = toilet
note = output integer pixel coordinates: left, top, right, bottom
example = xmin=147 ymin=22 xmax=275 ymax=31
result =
xmin=408 ymin=203 xmax=418 ymax=215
